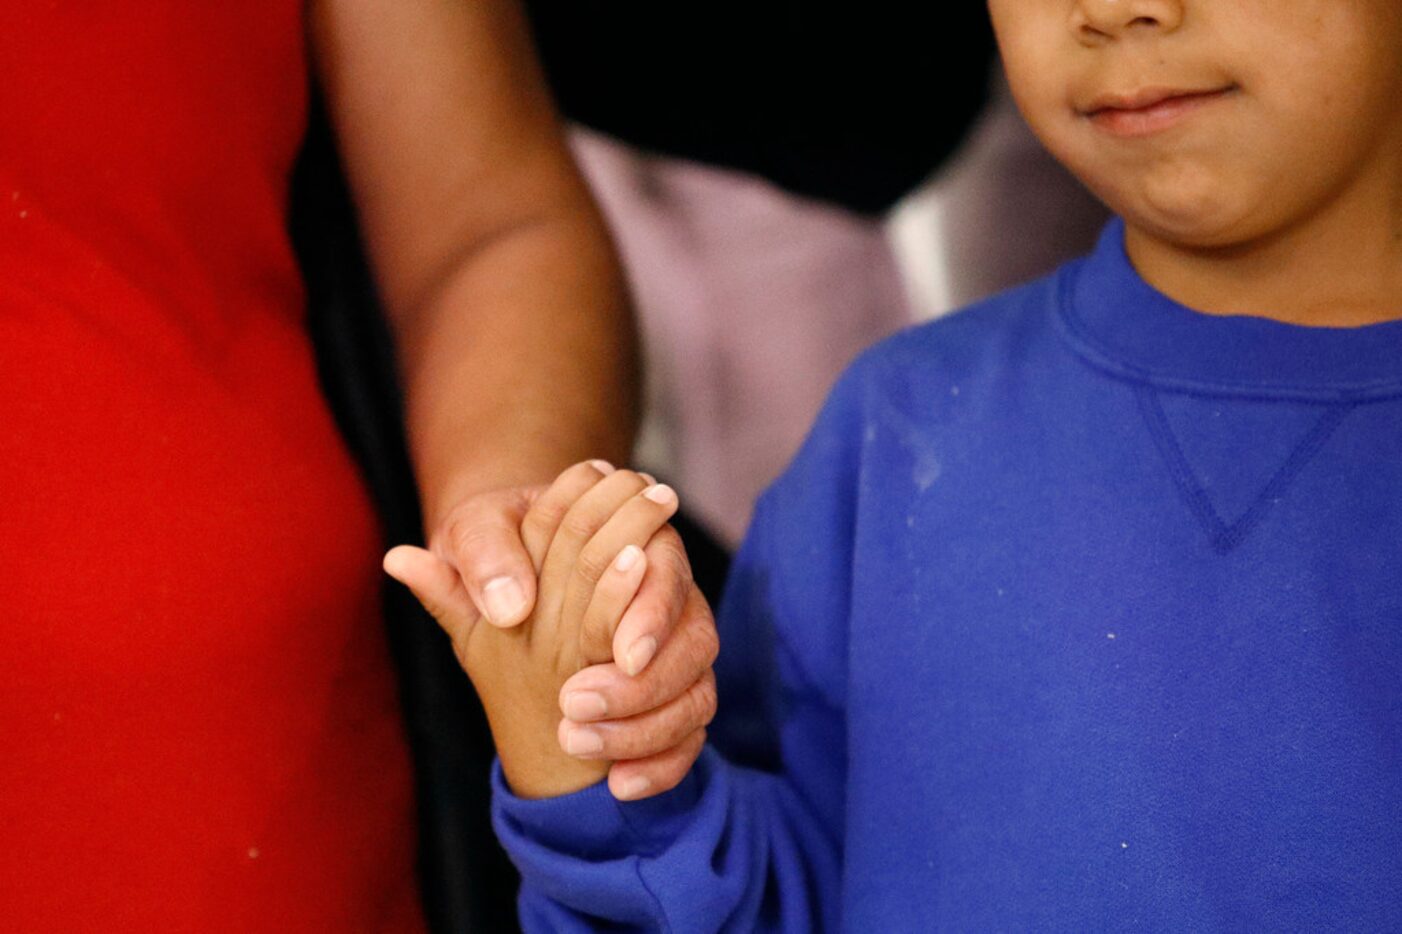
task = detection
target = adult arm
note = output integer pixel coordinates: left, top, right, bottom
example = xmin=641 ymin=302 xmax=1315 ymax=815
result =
xmin=311 ymin=0 xmax=704 ymax=793
xmin=310 ymin=0 xmax=635 ymax=562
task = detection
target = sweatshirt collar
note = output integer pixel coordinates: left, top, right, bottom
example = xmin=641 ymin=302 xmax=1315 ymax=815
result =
xmin=1056 ymin=220 xmax=1402 ymax=401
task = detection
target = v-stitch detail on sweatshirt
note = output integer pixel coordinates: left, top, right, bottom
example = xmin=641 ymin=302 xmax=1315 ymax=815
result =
xmin=1135 ymin=386 xmax=1352 ymax=554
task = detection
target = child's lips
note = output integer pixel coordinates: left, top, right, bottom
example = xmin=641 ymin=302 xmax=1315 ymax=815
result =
xmin=1083 ymin=85 xmax=1237 ymax=138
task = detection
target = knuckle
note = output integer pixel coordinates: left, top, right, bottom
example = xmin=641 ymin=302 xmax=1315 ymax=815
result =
xmin=443 ymin=516 xmax=473 ymax=554
xmin=654 ymin=532 xmax=694 ymax=577
xmin=612 ymin=468 xmax=646 ymax=489
xmin=573 ymin=545 xmax=611 ymax=586
xmin=551 ymin=637 xmax=581 ymax=678
xmin=559 ymin=510 xmax=602 ymax=544
xmin=447 ymin=519 xmax=506 ymax=568
xmin=623 ymin=726 xmax=665 ymax=762
xmin=697 ymin=673 xmax=718 ymax=723
xmin=670 ymin=573 xmax=692 ymax=615
xmin=644 ymin=552 xmax=686 ymax=601
xmin=686 ymin=676 xmax=718 ymax=729
xmin=687 ymin=613 xmax=721 ymax=668
xmin=579 ymin=617 xmax=612 ymax=663
xmin=648 ymin=731 xmax=707 ymax=794
xmin=633 ymin=676 xmax=670 ymax=716
xmin=648 ymin=532 xmax=684 ymax=567
xmin=434 ymin=494 xmax=487 ymax=533
xmin=521 ymin=504 xmax=563 ymax=539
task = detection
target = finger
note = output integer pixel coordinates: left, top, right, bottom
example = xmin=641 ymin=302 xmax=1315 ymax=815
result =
xmin=383 ymin=545 xmax=478 ymax=650
xmin=437 ymin=486 xmax=540 ymax=628
xmin=558 ymin=669 xmax=716 ymax=761
xmin=565 ymin=486 xmax=679 ymax=662
xmin=534 ymin=469 xmax=649 ymax=625
xmin=558 ymin=589 xmax=719 ymax=722
xmin=576 ymin=544 xmax=649 ymax=664
xmin=607 ymin=728 xmax=708 ymax=801
xmin=610 ymin=526 xmax=694 ymax=676
xmin=519 ymin=460 xmax=616 ymax=570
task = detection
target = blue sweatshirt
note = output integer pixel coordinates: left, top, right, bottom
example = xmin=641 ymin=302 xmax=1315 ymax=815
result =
xmin=493 ymin=222 xmax=1402 ymax=932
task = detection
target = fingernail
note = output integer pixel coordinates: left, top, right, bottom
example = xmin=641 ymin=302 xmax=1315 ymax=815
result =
xmin=482 ymin=576 xmax=526 ymax=625
xmin=614 ymin=775 xmax=652 ymax=801
xmin=564 ymin=727 xmax=604 ymax=756
xmin=638 ymin=472 xmax=658 ymax=485
xmin=643 ymin=484 xmax=676 ymax=506
xmin=624 ymin=635 xmax=658 ymax=676
xmin=614 ymin=545 xmax=642 ymax=573
xmin=589 ymin=459 xmax=615 ymax=475
xmin=562 ymin=690 xmax=608 ymax=721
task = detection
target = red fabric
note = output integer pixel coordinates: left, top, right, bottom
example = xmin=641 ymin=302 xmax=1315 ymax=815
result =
xmin=0 ymin=6 xmax=423 ymax=930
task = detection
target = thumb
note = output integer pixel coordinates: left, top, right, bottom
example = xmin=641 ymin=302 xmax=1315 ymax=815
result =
xmin=436 ymin=488 xmax=539 ymax=629
xmin=383 ymin=545 xmax=479 ymax=642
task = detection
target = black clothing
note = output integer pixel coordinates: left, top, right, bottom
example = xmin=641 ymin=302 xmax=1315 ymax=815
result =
xmin=524 ymin=1 xmax=996 ymax=214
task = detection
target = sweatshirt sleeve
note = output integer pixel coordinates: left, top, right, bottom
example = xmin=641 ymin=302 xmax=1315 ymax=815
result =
xmin=491 ymin=362 xmax=870 ymax=932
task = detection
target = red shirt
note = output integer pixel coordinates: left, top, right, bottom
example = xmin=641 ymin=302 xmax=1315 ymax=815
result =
xmin=0 ymin=5 xmax=423 ymax=930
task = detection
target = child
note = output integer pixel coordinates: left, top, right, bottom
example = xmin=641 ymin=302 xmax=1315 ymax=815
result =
xmin=392 ymin=0 xmax=1402 ymax=928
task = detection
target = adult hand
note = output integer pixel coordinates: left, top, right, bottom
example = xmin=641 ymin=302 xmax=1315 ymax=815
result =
xmin=427 ymin=480 xmax=554 ymax=630
xmin=556 ymin=523 xmax=719 ymax=800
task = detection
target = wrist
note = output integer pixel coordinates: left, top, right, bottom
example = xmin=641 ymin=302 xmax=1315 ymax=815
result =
xmin=482 ymin=690 xmax=609 ymax=800
xmin=499 ymin=743 xmax=609 ymax=801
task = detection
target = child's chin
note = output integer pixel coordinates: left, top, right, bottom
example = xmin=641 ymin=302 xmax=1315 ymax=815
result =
xmin=1133 ymin=215 xmax=1250 ymax=251
xmin=1130 ymin=172 xmax=1250 ymax=240
xmin=1075 ymin=160 xmax=1250 ymax=250
xmin=1122 ymin=188 xmax=1271 ymax=253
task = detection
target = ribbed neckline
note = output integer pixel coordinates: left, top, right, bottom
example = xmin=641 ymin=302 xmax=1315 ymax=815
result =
xmin=1055 ymin=220 xmax=1402 ymax=402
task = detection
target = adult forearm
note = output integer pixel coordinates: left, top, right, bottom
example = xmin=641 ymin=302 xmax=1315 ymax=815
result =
xmin=392 ymin=208 xmax=639 ymax=530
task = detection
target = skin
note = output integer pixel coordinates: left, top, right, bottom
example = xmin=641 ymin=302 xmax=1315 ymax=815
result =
xmin=989 ymin=0 xmax=1402 ymax=326
xmin=312 ymin=0 xmax=714 ymax=797
xmin=387 ymin=464 xmax=719 ymax=799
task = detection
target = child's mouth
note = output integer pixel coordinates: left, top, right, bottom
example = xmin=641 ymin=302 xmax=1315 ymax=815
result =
xmin=1083 ymin=85 xmax=1237 ymax=138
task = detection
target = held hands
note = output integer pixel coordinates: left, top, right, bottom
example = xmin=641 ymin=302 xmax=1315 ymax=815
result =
xmin=385 ymin=461 xmax=718 ymax=800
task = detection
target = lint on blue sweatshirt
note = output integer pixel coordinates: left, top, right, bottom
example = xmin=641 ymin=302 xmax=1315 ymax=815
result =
xmin=492 ymin=221 xmax=1402 ymax=932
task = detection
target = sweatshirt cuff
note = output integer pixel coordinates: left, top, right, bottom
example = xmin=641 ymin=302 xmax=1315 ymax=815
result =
xmin=491 ymin=752 xmax=710 ymax=860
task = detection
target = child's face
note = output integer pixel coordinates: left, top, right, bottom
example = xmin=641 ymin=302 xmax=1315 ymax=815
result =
xmin=988 ymin=0 xmax=1402 ymax=248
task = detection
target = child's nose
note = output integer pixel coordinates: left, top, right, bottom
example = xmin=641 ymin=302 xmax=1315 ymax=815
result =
xmin=1070 ymin=0 xmax=1185 ymax=45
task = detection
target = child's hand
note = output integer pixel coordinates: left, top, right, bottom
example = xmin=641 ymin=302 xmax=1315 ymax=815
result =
xmin=386 ymin=461 xmax=680 ymax=798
